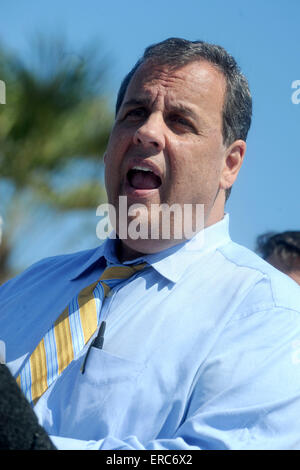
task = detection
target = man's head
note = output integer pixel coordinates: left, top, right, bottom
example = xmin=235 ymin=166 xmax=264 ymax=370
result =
xmin=256 ymin=231 xmax=300 ymax=285
xmin=116 ymin=38 xmax=252 ymax=184
xmin=104 ymin=38 xmax=252 ymax=260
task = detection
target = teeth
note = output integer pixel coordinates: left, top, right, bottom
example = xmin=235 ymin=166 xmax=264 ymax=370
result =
xmin=131 ymin=166 xmax=153 ymax=173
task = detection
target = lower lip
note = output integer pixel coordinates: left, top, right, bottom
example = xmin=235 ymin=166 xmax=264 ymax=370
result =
xmin=123 ymin=180 xmax=161 ymax=198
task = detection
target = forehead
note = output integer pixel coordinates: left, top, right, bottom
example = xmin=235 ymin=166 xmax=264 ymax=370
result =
xmin=123 ymin=60 xmax=226 ymax=114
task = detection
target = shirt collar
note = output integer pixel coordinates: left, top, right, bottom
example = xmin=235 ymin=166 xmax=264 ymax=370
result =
xmin=70 ymin=214 xmax=231 ymax=283
xmin=143 ymin=213 xmax=231 ymax=282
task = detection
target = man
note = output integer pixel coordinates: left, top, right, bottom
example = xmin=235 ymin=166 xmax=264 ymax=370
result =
xmin=256 ymin=231 xmax=300 ymax=285
xmin=1 ymin=38 xmax=300 ymax=450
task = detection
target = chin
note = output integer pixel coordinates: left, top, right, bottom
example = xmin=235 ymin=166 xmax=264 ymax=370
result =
xmin=120 ymin=237 xmax=183 ymax=261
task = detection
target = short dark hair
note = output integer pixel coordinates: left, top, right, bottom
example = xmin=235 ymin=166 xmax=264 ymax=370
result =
xmin=115 ymin=38 xmax=252 ymax=201
xmin=256 ymin=231 xmax=300 ymax=271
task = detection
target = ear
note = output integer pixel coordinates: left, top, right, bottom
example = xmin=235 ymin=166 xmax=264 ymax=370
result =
xmin=220 ymin=140 xmax=246 ymax=190
xmin=103 ymin=152 xmax=107 ymax=164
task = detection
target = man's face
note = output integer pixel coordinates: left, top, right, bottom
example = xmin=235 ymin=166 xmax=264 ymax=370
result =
xmin=104 ymin=60 xmax=239 ymax=258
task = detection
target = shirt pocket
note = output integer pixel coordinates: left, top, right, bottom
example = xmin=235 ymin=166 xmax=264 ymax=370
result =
xmin=45 ymin=347 xmax=145 ymax=441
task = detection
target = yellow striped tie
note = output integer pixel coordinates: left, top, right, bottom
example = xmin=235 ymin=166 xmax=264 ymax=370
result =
xmin=17 ymin=263 xmax=146 ymax=405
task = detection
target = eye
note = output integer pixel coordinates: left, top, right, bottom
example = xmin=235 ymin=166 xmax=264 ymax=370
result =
xmin=124 ymin=107 xmax=148 ymax=120
xmin=168 ymin=114 xmax=196 ymax=132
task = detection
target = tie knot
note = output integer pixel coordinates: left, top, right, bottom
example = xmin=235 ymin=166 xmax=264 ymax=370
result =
xmin=100 ymin=262 xmax=147 ymax=280
xmin=100 ymin=262 xmax=147 ymax=296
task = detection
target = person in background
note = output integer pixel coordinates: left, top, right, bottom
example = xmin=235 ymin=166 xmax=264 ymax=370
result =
xmin=256 ymin=231 xmax=300 ymax=285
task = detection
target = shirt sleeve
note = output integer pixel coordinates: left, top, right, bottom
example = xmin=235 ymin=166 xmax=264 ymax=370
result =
xmin=50 ymin=306 xmax=300 ymax=450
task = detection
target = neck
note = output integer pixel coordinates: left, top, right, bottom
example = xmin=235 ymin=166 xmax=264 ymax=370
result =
xmin=117 ymin=198 xmax=226 ymax=263
xmin=117 ymin=242 xmax=144 ymax=263
xmin=205 ymin=189 xmax=226 ymax=228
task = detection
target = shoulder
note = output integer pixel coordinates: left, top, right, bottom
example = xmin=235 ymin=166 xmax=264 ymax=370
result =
xmin=0 ymin=246 xmax=102 ymax=297
xmin=217 ymin=240 xmax=300 ymax=316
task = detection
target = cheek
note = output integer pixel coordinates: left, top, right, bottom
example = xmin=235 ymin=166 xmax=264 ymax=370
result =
xmin=112 ymin=121 xmax=133 ymax=145
xmin=105 ymin=162 xmax=119 ymax=191
xmin=168 ymin=140 xmax=206 ymax=182
xmin=106 ymin=124 xmax=129 ymax=160
xmin=104 ymin=130 xmax=128 ymax=181
xmin=104 ymin=152 xmax=119 ymax=198
xmin=168 ymin=142 xmax=224 ymax=202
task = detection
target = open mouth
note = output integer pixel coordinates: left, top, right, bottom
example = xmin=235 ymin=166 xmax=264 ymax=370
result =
xmin=127 ymin=166 xmax=162 ymax=190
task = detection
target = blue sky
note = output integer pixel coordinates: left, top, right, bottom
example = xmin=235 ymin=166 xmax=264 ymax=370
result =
xmin=1 ymin=0 xmax=299 ymax=269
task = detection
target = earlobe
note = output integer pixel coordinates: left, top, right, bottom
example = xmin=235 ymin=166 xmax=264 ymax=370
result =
xmin=220 ymin=140 xmax=246 ymax=190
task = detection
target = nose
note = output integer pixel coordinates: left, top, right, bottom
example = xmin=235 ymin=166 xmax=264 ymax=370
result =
xmin=133 ymin=112 xmax=165 ymax=151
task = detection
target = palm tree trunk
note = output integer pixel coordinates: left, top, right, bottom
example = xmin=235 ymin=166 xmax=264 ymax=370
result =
xmin=0 ymin=236 xmax=13 ymax=285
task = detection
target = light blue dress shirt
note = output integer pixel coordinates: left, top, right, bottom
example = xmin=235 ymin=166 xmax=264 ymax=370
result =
xmin=1 ymin=214 xmax=300 ymax=450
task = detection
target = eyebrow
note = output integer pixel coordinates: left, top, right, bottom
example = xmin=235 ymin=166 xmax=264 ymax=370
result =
xmin=122 ymin=98 xmax=152 ymax=110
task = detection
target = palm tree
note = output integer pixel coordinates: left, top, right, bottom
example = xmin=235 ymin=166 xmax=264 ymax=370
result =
xmin=0 ymin=36 xmax=113 ymax=283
